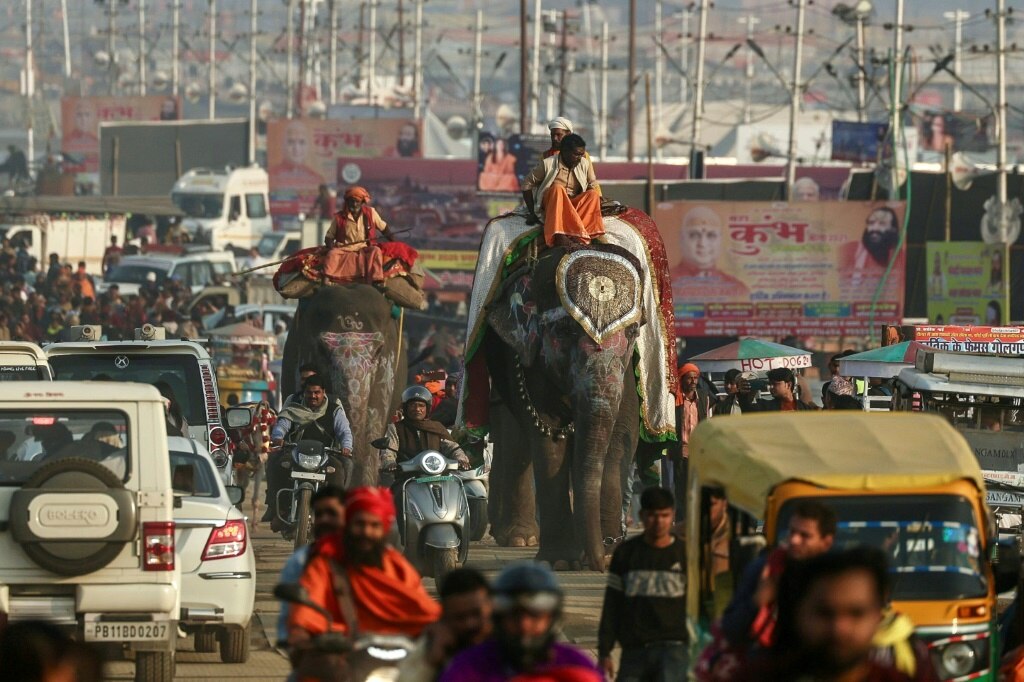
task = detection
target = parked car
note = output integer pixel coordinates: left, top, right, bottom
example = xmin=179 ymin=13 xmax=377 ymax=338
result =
xmin=169 ymin=436 xmax=254 ymax=663
xmin=0 ymin=341 xmax=53 ymax=381
xmin=0 ymin=382 xmax=179 ymax=682
xmin=98 ymin=250 xmax=236 ymax=297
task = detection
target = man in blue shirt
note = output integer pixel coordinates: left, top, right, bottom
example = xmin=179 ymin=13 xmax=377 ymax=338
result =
xmin=275 ymin=484 xmax=346 ymax=646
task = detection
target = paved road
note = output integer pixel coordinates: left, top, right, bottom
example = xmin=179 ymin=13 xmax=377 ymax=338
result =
xmin=106 ymin=522 xmax=610 ymax=680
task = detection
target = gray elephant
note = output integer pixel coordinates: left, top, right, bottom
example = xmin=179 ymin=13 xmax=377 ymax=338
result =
xmin=282 ymin=284 xmax=406 ymax=487
xmin=481 ymin=245 xmax=644 ymax=571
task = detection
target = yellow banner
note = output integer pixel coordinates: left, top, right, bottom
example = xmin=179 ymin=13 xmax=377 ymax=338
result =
xmin=418 ymin=250 xmax=479 ymax=271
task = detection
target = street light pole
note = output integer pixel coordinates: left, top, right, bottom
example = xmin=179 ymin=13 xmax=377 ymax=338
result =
xmin=996 ymin=0 xmax=1010 ymax=323
xmin=785 ymin=0 xmax=806 ymax=197
xmin=208 ymin=0 xmax=217 ymax=120
xmin=25 ymin=0 xmax=34 ymax=165
xmin=138 ymin=0 xmax=146 ymax=95
xmin=329 ymin=0 xmax=338 ymax=105
xmin=738 ymin=15 xmax=760 ymax=125
xmin=249 ymin=0 xmax=257 ymax=163
xmin=413 ymin=0 xmax=423 ymax=119
xmin=943 ymin=10 xmax=969 ymax=111
xmin=855 ymin=14 xmax=866 ymax=122
xmin=627 ymin=0 xmax=636 ymax=161
xmin=171 ymin=0 xmax=180 ymax=96
xmin=690 ymin=0 xmax=709 ymax=161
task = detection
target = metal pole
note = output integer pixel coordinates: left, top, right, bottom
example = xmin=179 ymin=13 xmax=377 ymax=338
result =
xmin=297 ymin=0 xmax=306 ymax=113
xmin=108 ymin=0 xmax=116 ymax=95
xmin=329 ymin=0 xmax=338 ymax=104
xmin=473 ymin=10 xmax=483 ymax=130
xmin=739 ymin=15 xmax=760 ymax=124
xmin=413 ymin=0 xmax=423 ymax=119
xmin=690 ymin=0 xmax=709 ymax=156
xmin=208 ymin=0 xmax=217 ymax=120
xmin=356 ymin=3 xmax=364 ymax=91
xmin=171 ymin=0 xmax=180 ymax=96
xmin=944 ymin=10 xmax=968 ymax=111
xmin=944 ymin=141 xmax=952 ymax=242
xmin=138 ymin=0 xmax=146 ymax=95
xmin=600 ymin=20 xmax=609 ymax=159
xmin=286 ymin=0 xmax=295 ymax=117
xmin=655 ymin=0 xmax=663 ymax=159
xmin=531 ymin=0 xmax=541 ymax=130
xmin=398 ymin=0 xmax=405 ymax=86
xmin=997 ymin=0 xmax=1010 ymax=323
xmin=60 ymin=0 xmax=71 ymax=80
xmin=855 ymin=15 xmax=866 ymax=122
xmin=520 ymin=0 xmax=528 ymax=133
xmin=249 ymin=0 xmax=257 ymax=163
xmin=646 ymin=73 xmax=654 ymax=208
xmin=583 ymin=1 xmax=598 ymax=150
xmin=680 ymin=8 xmax=689 ymax=107
xmin=25 ymin=0 xmax=34 ymax=167
xmin=627 ymin=0 xmax=636 ymax=161
xmin=785 ymin=0 xmax=806 ymax=198
xmin=890 ymin=0 xmax=904 ymax=197
xmin=369 ymin=0 xmax=377 ymax=109
xmin=557 ymin=10 xmax=568 ymax=114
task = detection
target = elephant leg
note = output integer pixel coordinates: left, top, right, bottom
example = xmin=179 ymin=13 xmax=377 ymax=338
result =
xmin=602 ymin=370 xmax=641 ymax=562
xmin=531 ymin=435 xmax=577 ymax=565
xmin=489 ymin=401 xmax=538 ymax=547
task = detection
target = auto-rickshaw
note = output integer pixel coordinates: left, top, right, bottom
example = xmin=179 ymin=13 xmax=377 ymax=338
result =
xmin=206 ymin=321 xmax=278 ymax=408
xmin=686 ymin=412 xmax=1019 ymax=682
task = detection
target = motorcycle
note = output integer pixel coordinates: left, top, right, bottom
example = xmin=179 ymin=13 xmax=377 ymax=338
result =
xmin=372 ymin=439 xmax=470 ymax=580
xmin=275 ymin=439 xmax=350 ymax=549
xmin=274 ymin=582 xmax=412 ymax=682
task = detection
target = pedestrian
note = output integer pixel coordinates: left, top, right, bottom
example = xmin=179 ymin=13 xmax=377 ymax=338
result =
xmin=713 ymin=369 xmax=744 ymax=415
xmin=750 ymin=367 xmax=818 ymax=411
xmin=598 ymin=486 xmax=688 ymax=681
xmin=666 ymin=362 xmax=712 ymax=520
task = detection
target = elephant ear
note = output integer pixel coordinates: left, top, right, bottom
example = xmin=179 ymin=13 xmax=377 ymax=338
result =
xmin=556 ymin=249 xmax=643 ymax=346
xmin=486 ymin=272 xmax=543 ymax=368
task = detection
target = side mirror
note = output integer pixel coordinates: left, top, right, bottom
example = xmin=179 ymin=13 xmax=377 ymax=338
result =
xmin=226 ymin=485 xmax=245 ymax=505
xmin=371 ymin=438 xmax=389 ymax=450
xmin=172 ymin=463 xmax=195 ymax=496
xmin=992 ymin=538 xmax=1022 ymax=593
xmin=224 ymin=406 xmax=254 ymax=429
xmin=273 ymin=583 xmax=333 ymax=623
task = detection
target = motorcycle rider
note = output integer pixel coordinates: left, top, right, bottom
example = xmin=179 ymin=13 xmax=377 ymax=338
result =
xmin=288 ymin=486 xmax=440 ymax=642
xmin=266 ymin=376 xmax=354 ymax=529
xmin=380 ymin=385 xmax=469 ymax=470
xmin=440 ymin=562 xmax=602 ymax=681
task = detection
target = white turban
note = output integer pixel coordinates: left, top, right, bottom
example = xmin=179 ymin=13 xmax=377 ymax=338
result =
xmin=548 ymin=117 xmax=573 ymax=132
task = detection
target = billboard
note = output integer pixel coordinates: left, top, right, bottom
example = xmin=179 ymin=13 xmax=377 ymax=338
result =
xmin=61 ymin=96 xmax=180 ymax=173
xmin=267 ymin=118 xmax=420 ymax=215
xmin=925 ymin=242 xmax=1005 ymax=325
xmin=884 ymin=325 xmax=1024 ymax=355
xmin=916 ymin=110 xmax=993 ymax=158
xmin=831 ymin=121 xmax=888 ymax=163
xmin=476 ymin=132 xmax=548 ymax=194
xmin=653 ymin=200 xmax=906 ymax=336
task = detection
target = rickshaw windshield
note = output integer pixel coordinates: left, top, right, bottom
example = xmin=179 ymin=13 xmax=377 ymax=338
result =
xmin=778 ymin=495 xmax=987 ymax=601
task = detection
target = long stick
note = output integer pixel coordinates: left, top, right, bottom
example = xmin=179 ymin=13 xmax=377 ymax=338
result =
xmin=234 ymin=228 xmax=414 ymax=276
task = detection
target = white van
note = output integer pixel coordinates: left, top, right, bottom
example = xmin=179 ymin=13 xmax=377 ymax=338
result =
xmin=0 ymin=342 xmax=53 ymax=381
xmin=171 ymin=166 xmax=272 ymax=251
xmin=98 ymin=251 xmax=237 ymax=296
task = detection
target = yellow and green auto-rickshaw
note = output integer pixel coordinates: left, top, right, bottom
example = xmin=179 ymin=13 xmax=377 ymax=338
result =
xmin=686 ymin=412 xmax=1018 ymax=682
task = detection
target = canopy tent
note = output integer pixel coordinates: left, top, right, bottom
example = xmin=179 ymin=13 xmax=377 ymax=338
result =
xmin=689 ymin=412 xmax=985 ymax=517
xmin=838 ymin=341 xmax=935 ymax=379
xmin=687 ymin=338 xmax=812 ymax=374
xmin=205 ymin=321 xmax=276 ymax=345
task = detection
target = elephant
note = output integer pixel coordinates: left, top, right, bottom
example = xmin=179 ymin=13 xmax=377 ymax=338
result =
xmin=282 ymin=284 xmax=407 ymax=487
xmin=482 ymin=245 xmax=643 ymax=571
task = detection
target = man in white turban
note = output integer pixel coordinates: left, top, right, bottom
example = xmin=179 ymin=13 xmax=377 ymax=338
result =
xmin=546 ymin=117 xmax=574 ymax=158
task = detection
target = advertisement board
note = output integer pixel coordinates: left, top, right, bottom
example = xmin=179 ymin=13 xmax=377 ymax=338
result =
xmin=267 ymin=118 xmax=420 ymax=215
xmin=653 ymin=200 xmax=906 ymax=336
xmin=925 ymin=242 xmax=1005 ymax=325
xmin=61 ymin=96 xmax=180 ymax=173
xmin=476 ymin=132 xmax=549 ymax=194
xmin=830 ymin=121 xmax=888 ymax=163
xmin=884 ymin=325 xmax=1024 ymax=355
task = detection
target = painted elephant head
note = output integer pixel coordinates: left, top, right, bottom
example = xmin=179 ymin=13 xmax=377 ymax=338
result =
xmin=282 ymin=284 xmax=406 ymax=486
xmin=485 ymin=246 xmax=642 ymax=570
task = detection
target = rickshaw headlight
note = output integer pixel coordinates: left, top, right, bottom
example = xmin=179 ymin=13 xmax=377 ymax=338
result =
xmin=939 ymin=641 xmax=976 ymax=677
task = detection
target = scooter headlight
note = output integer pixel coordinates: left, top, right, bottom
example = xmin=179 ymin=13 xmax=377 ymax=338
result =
xmin=420 ymin=452 xmax=446 ymax=475
xmin=296 ymin=453 xmax=323 ymax=471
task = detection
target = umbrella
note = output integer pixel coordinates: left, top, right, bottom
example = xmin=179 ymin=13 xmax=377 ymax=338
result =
xmin=205 ymin=321 xmax=276 ymax=345
xmin=838 ymin=341 xmax=934 ymax=379
xmin=688 ymin=339 xmax=812 ymax=373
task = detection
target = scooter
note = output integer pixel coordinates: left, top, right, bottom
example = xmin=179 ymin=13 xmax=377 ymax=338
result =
xmin=274 ymin=582 xmax=412 ymax=682
xmin=275 ymin=439 xmax=350 ymax=549
xmin=372 ymin=439 xmax=470 ymax=580
xmin=456 ymin=445 xmax=490 ymax=542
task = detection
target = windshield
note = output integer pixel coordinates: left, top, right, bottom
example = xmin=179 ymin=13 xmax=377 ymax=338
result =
xmin=172 ymin=192 xmax=224 ymax=219
xmin=0 ymin=364 xmax=47 ymax=381
xmin=256 ymin=232 xmax=284 ymax=258
xmin=106 ymin=264 xmax=168 ymax=286
xmin=0 ymin=410 xmax=129 ymax=485
xmin=168 ymin=449 xmax=220 ymax=498
xmin=49 ymin=354 xmax=208 ymax=426
xmin=778 ymin=495 xmax=987 ymax=601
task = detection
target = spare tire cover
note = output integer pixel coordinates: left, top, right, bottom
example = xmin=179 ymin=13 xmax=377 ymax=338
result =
xmin=10 ymin=457 xmax=138 ymax=576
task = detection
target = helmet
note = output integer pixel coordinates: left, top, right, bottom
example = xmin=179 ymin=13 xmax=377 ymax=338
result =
xmin=401 ymin=385 xmax=433 ymax=406
xmin=492 ymin=562 xmax=563 ymax=614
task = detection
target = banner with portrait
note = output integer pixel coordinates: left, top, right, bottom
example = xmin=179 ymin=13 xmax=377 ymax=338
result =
xmin=61 ymin=96 xmax=180 ymax=173
xmin=476 ymin=132 xmax=549 ymax=194
xmin=267 ymin=118 xmax=421 ymax=215
xmin=916 ymin=110 xmax=993 ymax=160
xmin=653 ymin=200 xmax=907 ymax=336
xmin=925 ymin=242 xmax=1005 ymax=326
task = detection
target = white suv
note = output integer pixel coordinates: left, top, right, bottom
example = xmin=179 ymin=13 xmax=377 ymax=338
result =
xmin=0 ymin=382 xmax=179 ymax=682
xmin=99 ymin=250 xmax=236 ymax=296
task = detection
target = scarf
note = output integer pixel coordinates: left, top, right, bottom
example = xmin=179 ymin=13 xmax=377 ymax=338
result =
xmin=278 ymin=398 xmax=329 ymax=427
xmin=395 ymin=418 xmax=451 ymax=461
xmin=531 ymin=155 xmax=595 ymax=218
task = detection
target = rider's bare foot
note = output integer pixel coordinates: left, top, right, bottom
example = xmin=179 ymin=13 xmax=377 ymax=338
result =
xmin=552 ymin=234 xmax=573 ymax=249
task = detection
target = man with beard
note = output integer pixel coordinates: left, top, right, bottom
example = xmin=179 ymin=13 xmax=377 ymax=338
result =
xmin=288 ymin=486 xmax=440 ymax=641
xmin=400 ymin=568 xmax=494 ymax=681
xmin=737 ymin=547 xmax=919 ymax=681
xmin=521 ymin=134 xmax=603 ymax=248
xmin=838 ymin=207 xmax=904 ymax=292
xmin=324 ymin=186 xmax=392 ymax=250
xmin=440 ymin=562 xmax=601 ymax=681
xmin=544 ymin=117 xmax=574 ymax=158
xmin=381 ymin=385 xmax=469 ymax=469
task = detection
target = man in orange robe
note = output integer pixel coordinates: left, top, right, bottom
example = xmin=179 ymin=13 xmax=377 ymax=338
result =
xmin=521 ymin=134 xmax=603 ymax=248
xmin=288 ymin=486 xmax=440 ymax=640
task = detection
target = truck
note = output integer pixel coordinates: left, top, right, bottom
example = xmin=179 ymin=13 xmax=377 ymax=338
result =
xmin=0 ymin=215 xmax=126 ymax=275
xmin=171 ymin=166 xmax=272 ymax=252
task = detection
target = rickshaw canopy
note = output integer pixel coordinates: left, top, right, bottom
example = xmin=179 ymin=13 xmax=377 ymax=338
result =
xmin=838 ymin=341 xmax=934 ymax=379
xmin=688 ymin=412 xmax=986 ymax=517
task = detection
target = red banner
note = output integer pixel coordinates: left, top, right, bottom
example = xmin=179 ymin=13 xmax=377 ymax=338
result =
xmin=61 ymin=96 xmax=180 ymax=173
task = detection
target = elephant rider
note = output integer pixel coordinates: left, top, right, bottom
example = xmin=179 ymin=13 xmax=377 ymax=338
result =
xmin=324 ymin=186 xmax=392 ymax=250
xmin=265 ymin=375 xmax=354 ymax=530
xmin=521 ymin=133 xmax=603 ymax=249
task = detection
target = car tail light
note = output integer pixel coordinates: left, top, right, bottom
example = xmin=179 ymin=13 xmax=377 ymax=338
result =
xmin=209 ymin=426 xmax=228 ymax=447
xmin=202 ymin=520 xmax=247 ymax=560
xmin=199 ymin=364 xmax=221 ymax=424
xmin=143 ymin=522 xmax=175 ymax=571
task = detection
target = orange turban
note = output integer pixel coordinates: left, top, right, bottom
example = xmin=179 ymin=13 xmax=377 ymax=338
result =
xmin=344 ymin=186 xmax=371 ymax=203
xmin=346 ymin=486 xmax=396 ymax=532
xmin=679 ymin=362 xmax=701 ymax=377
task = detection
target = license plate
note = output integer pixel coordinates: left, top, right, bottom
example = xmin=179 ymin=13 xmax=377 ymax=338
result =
xmin=291 ymin=471 xmax=326 ymax=481
xmin=84 ymin=621 xmax=170 ymax=642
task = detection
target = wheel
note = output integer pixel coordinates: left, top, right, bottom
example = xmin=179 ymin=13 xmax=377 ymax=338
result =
xmin=294 ymin=487 xmax=313 ymax=550
xmin=135 ymin=651 xmax=173 ymax=682
xmin=469 ymin=499 xmax=489 ymax=541
xmin=194 ymin=628 xmax=217 ymax=653
xmin=219 ymin=623 xmax=251 ymax=664
xmin=430 ymin=546 xmax=458 ymax=581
